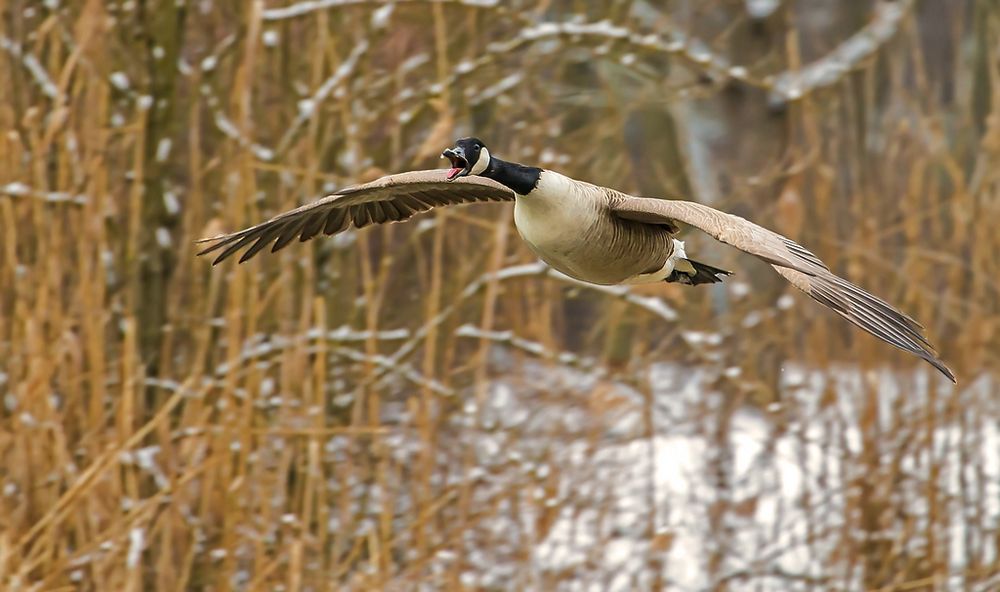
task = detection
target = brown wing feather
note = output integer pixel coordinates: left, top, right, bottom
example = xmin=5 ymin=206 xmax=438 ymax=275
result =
xmin=196 ymin=170 xmax=513 ymax=264
xmin=609 ymin=195 xmax=955 ymax=382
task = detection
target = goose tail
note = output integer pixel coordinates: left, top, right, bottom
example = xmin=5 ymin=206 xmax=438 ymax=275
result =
xmin=667 ymin=259 xmax=731 ymax=285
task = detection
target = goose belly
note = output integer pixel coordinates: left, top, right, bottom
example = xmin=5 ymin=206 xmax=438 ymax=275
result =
xmin=513 ymin=199 xmax=669 ymax=285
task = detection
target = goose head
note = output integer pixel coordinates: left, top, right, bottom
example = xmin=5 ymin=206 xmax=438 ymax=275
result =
xmin=441 ymin=137 xmax=491 ymax=181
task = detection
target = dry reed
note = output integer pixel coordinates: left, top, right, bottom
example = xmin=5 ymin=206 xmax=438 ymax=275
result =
xmin=0 ymin=0 xmax=997 ymax=590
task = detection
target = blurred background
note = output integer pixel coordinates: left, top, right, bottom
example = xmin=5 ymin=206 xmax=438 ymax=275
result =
xmin=1 ymin=0 xmax=998 ymax=590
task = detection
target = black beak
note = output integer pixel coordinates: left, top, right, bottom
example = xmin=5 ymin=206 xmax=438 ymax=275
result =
xmin=442 ymin=147 xmax=469 ymax=181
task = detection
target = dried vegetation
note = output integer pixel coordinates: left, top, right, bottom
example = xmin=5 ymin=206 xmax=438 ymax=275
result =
xmin=0 ymin=0 xmax=998 ymax=590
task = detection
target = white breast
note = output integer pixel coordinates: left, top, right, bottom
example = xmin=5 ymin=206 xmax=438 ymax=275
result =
xmin=512 ymin=171 xmax=611 ymax=280
xmin=511 ymin=171 xmax=675 ymax=285
xmin=513 ymin=171 xmax=599 ymax=248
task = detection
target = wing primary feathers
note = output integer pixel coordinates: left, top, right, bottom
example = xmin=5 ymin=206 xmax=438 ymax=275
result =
xmin=352 ymin=204 xmax=373 ymax=229
xmin=239 ymin=226 xmax=285 ymax=263
xmin=196 ymin=232 xmax=242 ymax=257
xmin=368 ymin=202 xmax=388 ymax=224
xmin=299 ymin=211 xmax=328 ymax=243
xmin=396 ymin=195 xmax=428 ymax=212
xmin=272 ymin=218 xmax=309 ymax=253
xmin=380 ymin=200 xmax=403 ymax=221
xmin=210 ymin=231 xmax=261 ymax=265
xmin=608 ymin=195 xmax=954 ymax=381
xmin=835 ymin=294 xmax=927 ymax=353
xmin=782 ymin=238 xmax=830 ymax=270
xmin=808 ymin=273 xmax=948 ymax=375
xmin=323 ymin=209 xmax=349 ymax=235
xmin=775 ymin=266 xmax=952 ymax=380
xmin=414 ymin=190 xmax=449 ymax=206
xmin=807 ymin=282 xmax=850 ymax=314
xmin=196 ymin=170 xmax=514 ymax=264
xmin=828 ymin=273 xmax=925 ymax=333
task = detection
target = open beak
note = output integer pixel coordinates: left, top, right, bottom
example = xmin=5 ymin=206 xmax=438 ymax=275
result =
xmin=441 ymin=148 xmax=469 ymax=181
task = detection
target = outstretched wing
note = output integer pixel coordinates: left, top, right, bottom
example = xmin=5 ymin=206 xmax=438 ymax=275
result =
xmin=609 ymin=195 xmax=955 ymax=382
xmin=197 ymin=170 xmax=514 ymax=265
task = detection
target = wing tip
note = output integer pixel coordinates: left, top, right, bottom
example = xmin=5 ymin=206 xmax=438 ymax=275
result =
xmin=237 ymin=250 xmax=256 ymax=264
xmin=195 ymin=242 xmax=220 ymax=258
xmin=195 ymin=236 xmax=249 ymax=266
xmin=195 ymin=239 xmax=228 ymax=265
xmin=925 ymin=355 xmax=957 ymax=384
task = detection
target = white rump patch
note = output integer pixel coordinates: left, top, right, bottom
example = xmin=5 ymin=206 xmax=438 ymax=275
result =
xmin=672 ymin=238 xmax=687 ymax=260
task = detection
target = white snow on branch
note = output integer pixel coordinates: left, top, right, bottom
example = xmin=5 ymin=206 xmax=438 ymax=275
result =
xmin=766 ymin=0 xmax=914 ymax=103
xmin=484 ymin=262 xmax=677 ymax=322
xmin=511 ymin=21 xmax=742 ymax=86
xmin=213 ymin=325 xmax=410 ymax=376
xmin=126 ymin=527 xmax=145 ymax=569
xmin=455 ymin=324 xmax=596 ymax=371
xmin=333 ymin=346 xmax=455 ymax=397
xmin=1 ymin=182 xmax=88 ymax=205
xmin=275 ymin=40 xmax=369 ymax=156
xmin=371 ymin=261 xmax=677 ymax=394
xmin=0 ymin=35 xmax=60 ymax=99
xmin=262 ymin=0 xmax=499 ymax=22
xmin=212 ymin=111 xmax=276 ymax=162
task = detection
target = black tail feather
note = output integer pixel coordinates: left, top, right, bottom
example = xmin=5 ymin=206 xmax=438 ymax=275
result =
xmin=666 ymin=259 xmax=732 ymax=286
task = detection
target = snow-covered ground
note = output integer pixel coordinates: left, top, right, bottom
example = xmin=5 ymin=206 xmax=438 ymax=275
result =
xmin=431 ymin=357 xmax=999 ymax=591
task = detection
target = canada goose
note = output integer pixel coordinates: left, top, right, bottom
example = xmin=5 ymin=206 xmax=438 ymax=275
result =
xmin=198 ymin=138 xmax=955 ymax=382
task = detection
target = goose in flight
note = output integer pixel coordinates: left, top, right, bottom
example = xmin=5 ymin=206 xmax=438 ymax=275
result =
xmin=198 ymin=138 xmax=955 ymax=381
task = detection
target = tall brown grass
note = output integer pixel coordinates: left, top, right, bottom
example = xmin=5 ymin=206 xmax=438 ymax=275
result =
xmin=1 ymin=0 xmax=997 ymax=589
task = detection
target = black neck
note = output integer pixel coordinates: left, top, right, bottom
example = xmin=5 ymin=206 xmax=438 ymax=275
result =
xmin=482 ymin=157 xmax=542 ymax=195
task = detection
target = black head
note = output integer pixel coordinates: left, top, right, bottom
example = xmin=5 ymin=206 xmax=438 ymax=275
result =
xmin=441 ymin=137 xmax=491 ymax=181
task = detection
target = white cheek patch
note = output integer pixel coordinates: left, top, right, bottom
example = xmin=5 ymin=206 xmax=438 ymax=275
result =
xmin=470 ymin=147 xmax=490 ymax=175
